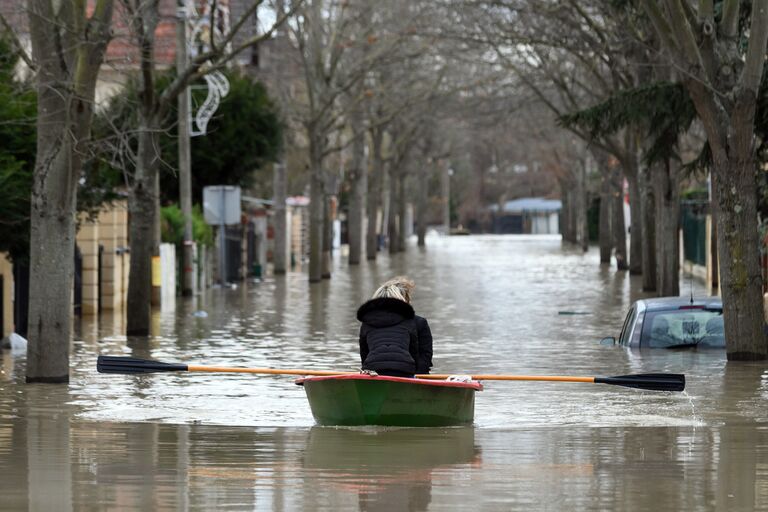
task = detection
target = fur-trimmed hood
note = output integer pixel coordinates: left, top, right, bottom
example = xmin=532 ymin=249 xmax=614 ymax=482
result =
xmin=356 ymin=297 xmax=415 ymax=327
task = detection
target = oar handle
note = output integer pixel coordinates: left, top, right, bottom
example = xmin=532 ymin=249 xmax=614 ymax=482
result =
xmin=188 ymin=366 xmax=346 ymax=376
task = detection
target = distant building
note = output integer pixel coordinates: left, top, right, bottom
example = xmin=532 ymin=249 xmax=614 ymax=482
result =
xmin=489 ymin=197 xmax=561 ymax=234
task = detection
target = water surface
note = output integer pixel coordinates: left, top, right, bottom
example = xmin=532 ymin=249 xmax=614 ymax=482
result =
xmin=2 ymin=235 xmax=767 ymax=510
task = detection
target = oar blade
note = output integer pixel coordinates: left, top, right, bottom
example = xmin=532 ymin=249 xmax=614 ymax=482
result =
xmin=97 ymin=355 xmax=188 ymax=374
xmin=595 ymin=373 xmax=685 ymax=392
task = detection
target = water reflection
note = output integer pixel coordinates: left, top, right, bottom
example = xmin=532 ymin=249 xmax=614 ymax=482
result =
xmin=302 ymin=427 xmax=479 ymax=512
xmin=4 ymin=414 xmax=768 ymax=511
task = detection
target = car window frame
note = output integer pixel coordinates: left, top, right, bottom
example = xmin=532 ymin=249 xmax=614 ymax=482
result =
xmin=618 ymin=306 xmax=637 ymax=346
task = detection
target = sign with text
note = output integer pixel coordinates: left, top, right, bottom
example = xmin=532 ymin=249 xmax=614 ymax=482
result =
xmin=203 ymin=186 xmax=241 ymax=225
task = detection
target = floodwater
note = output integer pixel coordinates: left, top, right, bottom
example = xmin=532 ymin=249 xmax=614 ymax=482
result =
xmin=1 ymin=235 xmax=767 ymax=511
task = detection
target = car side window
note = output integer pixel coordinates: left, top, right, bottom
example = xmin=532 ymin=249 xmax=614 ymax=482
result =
xmin=618 ymin=307 xmax=637 ymax=346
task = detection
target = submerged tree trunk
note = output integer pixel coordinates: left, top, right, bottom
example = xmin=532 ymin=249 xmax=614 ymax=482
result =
xmin=576 ymin=162 xmax=588 ymax=251
xmin=308 ymin=134 xmax=324 ymax=282
xmin=366 ymin=129 xmax=383 ymax=260
xmin=558 ymin=179 xmax=575 ymax=244
xmin=595 ymin=153 xmax=613 ymax=263
xmin=272 ymin=162 xmax=288 ymax=274
xmin=126 ymin=125 xmax=160 ymax=335
xmin=612 ymin=167 xmax=628 ymax=270
xmin=417 ymin=162 xmax=429 ymax=246
xmin=347 ymin=118 xmax=367 ymax=264
xmin=640 ymin=166 xmax=657 ymax=292
xmin=398 ymin=171 xmax=408 ymax=251
xmin=388 ymin=167 xmax=399 ymax=254
xmin=322 ymin=193 xmax=333 ymax=279
xmin=308 ymin=175 xmax=324 ymax=282
xmin=711 ymin=158 xmax=766 ymax=359
xmin=25 ymin=0 xmax=113 ymax=382
xmin=26 ymin=131 xmax=80 ymax=382
xmin=623 ymin=156 xmax=643 ymax=275
xmin=653 ymin=158 xmax=680 ymax=296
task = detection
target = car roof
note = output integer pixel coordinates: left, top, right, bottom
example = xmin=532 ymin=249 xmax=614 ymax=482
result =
xmin=634 ymin=296 xmax=722 ymax=312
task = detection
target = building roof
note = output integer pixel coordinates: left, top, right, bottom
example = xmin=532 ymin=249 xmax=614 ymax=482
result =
xmin=489 ymin=197 xmax=562 ymax=213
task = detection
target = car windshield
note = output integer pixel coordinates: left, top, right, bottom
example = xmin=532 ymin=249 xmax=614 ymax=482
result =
xmin=641 ymin=309 xmax=725 ymax=348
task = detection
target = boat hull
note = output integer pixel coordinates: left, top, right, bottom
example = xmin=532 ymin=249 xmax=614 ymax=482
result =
xmin=296 ymin=375 xmax=481 ymax=427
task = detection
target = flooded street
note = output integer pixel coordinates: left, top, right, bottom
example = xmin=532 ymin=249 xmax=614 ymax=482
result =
xmin=2 ymin=235 xmax=768 ymax=510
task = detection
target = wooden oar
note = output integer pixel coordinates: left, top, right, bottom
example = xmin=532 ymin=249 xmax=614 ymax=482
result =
xmin=97 ymin=356 xmax=685 ymax=392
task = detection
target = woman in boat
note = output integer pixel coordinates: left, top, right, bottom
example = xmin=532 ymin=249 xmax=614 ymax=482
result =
xmin=356 ymin=276 xmax=433 ymax=378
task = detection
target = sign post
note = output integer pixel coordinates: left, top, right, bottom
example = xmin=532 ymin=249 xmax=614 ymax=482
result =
xmin=203 ymin=186 xmax=241 ymax=285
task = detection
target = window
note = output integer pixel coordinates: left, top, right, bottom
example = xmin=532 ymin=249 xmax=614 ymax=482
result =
xmin=618 ymin=307 xmax=636 ymax=346
xmin=641 ymin=309 xmax=725 ymax=348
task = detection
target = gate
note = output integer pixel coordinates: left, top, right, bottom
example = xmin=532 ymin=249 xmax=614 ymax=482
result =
xmin=74 ymin=245 xmax=82 ymax=316
xmin=13 ymin=263 xmax=29 ymax=337
xmin=225 ymin=226 xmax=242 ymax=282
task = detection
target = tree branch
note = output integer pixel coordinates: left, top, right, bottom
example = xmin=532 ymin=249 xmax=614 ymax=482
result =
xmin=720 ymin=0 xmax=740 ymax=39
xmin=0 ymin=12 xmax=36 ymax=71
xmin=740 ymin=0 xmax=768 ymax=95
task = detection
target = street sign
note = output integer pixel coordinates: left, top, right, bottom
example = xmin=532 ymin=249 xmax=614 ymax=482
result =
xmin=203 ymin=186 xmax=241 ymax=225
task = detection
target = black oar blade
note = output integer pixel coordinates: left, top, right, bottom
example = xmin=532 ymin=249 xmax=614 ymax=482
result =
xmin=594 ymin=373 xmax=685 ymax=392
xmin=97 ymin=356 xmax=188 ymax=374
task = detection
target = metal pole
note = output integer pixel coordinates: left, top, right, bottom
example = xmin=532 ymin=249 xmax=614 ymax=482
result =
xmin=177 ymin=2 xmax=195 ymax=296
xmin=220 ymin=188 xmax=227 ymax=285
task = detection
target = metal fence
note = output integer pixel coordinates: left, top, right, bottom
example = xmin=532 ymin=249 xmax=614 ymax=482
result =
xmin=681 ymin=200 xmax=709 ymax=266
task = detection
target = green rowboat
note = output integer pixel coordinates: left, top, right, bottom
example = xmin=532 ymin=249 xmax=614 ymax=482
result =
xmin=295 ymin=374 xmax=482 ymax=427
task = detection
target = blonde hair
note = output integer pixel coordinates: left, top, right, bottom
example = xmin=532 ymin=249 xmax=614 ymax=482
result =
xmin=372 ymin=276 xmax=415 ymax=303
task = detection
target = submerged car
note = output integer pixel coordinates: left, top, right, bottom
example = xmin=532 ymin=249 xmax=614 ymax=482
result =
xmin=602 ymin=296 xmax=725 ymax=349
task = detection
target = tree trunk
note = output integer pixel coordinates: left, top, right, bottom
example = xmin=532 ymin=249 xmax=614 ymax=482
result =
xmin=712 ymin=158 xmax=766 ymax=359
xmin=308 ymin=174 xmax=324 ymax=283
xmin=26 ymin=137 xmax=78 ymax=382
xmin=398 ymin=171 xmax=408 ymax=251
xmin=417 ymin=162 xmax=428 ymax=246
xmin=25 ymin=0 xmax=113 ymax=382
xmin=640 ymin=166 xmax=657 ymax=292
xmin=366 ymin=129 xmax=383 ymax=260
xmin=623 ymin=159 xmax=643 ymax=275
xmin=612 ymin=167 xmax=628 ymax=270
xmin=381 ymin=164 xmax=390 ymax=246
xmin=597 ymin=160 xmax=613 ymax=263
xmin=322 ymin=194 xmax=333 ymax=279
xmin=126 ymin=125 xmax=160 ymax=336
xmin=388 ymin=168 xmax=399 ymax=254
xmin=576 ymin=162 xmax=588 ymax=251
xmin=558 ymin=179 xmax=574 ymax=243
xmin=653 ymin=158 xmax=680 ymax=296
xmin=272 ymin=162 xmax=288 ymax=274
xmin=441 ymin=161 xmax=451 ymax=234
xmin=570 ymin=187 xmax=580 ymax=244
xmin=347 ymin=125 xmax=366 ymax=265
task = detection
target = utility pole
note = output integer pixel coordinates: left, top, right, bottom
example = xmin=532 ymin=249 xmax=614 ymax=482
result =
xmin=177 ymin=1 xmax=195 ymax=296
xmin=272 ymin=0 xmax=288 ymax=275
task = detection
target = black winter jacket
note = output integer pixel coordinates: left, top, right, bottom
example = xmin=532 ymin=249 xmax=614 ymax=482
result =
xmin=357 ymin=297 xmax=433 ymax=375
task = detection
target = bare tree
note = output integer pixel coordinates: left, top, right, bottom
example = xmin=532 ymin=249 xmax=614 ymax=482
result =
xmin=21 ymin=0 xmax=114 ymax=382
xmin=644 ymin=1 xmax=768 ymax=360
xmin=283 ymin=0 xmax=428 ymax=278
xmin=115 ymin=0 xmax=295 ymax=335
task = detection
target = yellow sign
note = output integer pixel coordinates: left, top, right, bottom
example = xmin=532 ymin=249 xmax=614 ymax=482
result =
xmin=152 ymin=256 xmax=161 ymax=287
